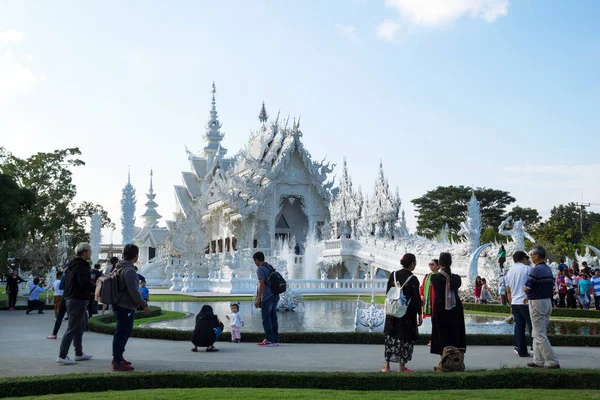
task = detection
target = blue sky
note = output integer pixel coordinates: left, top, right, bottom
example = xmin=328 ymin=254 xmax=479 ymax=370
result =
xmin=1 ymin=0 xmax=599 ymax=242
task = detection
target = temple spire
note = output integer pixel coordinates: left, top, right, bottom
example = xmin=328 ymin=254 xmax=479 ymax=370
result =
xmin=141 ymin=168 xmax=161 ymax=228
xmin=259 ymin=101 xmax=268 ymax=124
xmin=203 ymin=82 xmax=227 ymax=162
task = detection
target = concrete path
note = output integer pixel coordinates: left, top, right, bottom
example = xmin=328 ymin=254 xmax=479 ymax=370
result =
xmin=1 ymin=310 xmax=600 ymax=378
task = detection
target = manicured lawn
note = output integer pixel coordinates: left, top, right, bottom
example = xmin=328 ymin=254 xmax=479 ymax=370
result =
xmin=5 ymin=388 xmax=599 ymax=400
xmin=97 ymin=310 xmax=187 ymax=328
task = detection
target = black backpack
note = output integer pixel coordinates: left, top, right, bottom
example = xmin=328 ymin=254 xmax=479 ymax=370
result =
xmin=264 ymin=263 xmax=287 ymax=295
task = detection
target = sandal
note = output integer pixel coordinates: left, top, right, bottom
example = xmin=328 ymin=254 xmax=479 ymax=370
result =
xmin=402 ymin=368 xmax=415 ymax=373
xmin=381 ymin=367 xmax=390 ymax=372
xmin=191 ymin=348 xmax=198 ymax=352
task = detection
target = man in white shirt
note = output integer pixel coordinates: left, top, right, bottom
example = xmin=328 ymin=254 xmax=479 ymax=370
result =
xmin=505 ymin=251 xmax=533 ymax=357
xmin=27 ymin=277 xmax=46 ymax=314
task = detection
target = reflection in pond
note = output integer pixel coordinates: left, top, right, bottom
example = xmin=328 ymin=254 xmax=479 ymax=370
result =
xmin=147 ymin=301 xmax=600 ymax=335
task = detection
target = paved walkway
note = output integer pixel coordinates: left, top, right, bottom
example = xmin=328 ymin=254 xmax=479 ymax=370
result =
xmin=1 ymin=310 xmax=600 ymax=378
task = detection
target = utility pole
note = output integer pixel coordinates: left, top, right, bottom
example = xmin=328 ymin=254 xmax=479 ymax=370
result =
xmin=576 ymin=202 xmax=591 ymax=237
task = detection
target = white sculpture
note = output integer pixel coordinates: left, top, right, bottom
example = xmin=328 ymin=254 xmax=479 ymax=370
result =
xmin=498 ymin=216 xmax=535 ymax=252
xmin=57 ymin=226 xmax=69 ymax=269
xmin=90 ymin=212 xmax=102 ymax=264
xmin=458 ymin=193 xmax=482 ymax=255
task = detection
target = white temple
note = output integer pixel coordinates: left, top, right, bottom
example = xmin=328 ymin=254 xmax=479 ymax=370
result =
xmin=137 ymin=82 xmax=536 ymax=295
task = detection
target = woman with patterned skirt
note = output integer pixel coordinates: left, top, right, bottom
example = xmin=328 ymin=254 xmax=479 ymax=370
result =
xmin=382 ymin=253 xmax=423 ymax=373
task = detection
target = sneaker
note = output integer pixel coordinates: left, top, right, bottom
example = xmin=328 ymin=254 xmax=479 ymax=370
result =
xmin=513 ymin=349 xmax=519 ymax=355
xmin=546 ymin=364 xmax=561 ymax=369
xmin=75 ymin=353 xmax=93 ymax=361
xmin=57 ymin=356 xmax=77 ymax=365
xmin=257 ymin=339 xmax=273 ymax=347
xmin=527 ymin=362 xmax=543 ymax=368
xmin=47 ymin=335 xmax=57 ymax=339
xmin=113 ymin=362 xmax=135 ymax=372
xmin=272 ymin=342 xmax=280 ymax=346
xmin=112 ymin=358 xmax=132 ymax=366
xmin=38 ymin=311 xmax=44 ymax=314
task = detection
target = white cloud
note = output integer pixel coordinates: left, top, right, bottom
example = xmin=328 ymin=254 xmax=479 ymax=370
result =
xmin=376 ymin=19 xmax=401 ymax=42
xmin=0 ymin=49 xmax=42 ymax=97
xmin=0 ymin=31 xmax=42 ymax=98
xmin=334 ymin=23 xmax=360 ymax=42
xmin=384 ymin=0 xmax=509 ymax=27
xmin=0 ymin=30 xmax=24 ymax=43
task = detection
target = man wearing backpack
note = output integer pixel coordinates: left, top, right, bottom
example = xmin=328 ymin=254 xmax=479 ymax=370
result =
xmin=112 ymin=244 xmax=152 ymax=371
xmin=253 ymin=251 xmax=280 ymax=347
xmin=56 ymin=243 xmax=95 ymax=365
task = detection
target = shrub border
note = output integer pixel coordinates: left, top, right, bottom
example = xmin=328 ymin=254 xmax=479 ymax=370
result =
xmin=462 ymin=303 xmax=600 ymax=319
xmin=1 ymin=370 xmax=600 ymax=397
xmin=88 ymin=312 xmax=600 ymax=347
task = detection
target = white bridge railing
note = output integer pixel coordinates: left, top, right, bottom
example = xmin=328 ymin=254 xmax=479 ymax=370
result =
xmin=171 ymin=277 xmax=388 ymax=294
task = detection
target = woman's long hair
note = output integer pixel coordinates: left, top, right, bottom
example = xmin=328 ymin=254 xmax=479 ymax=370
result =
xmin=199 ymin=305 xmax=214 ymax=318
xmin=439 ymin=252 xmax=452 ymax=275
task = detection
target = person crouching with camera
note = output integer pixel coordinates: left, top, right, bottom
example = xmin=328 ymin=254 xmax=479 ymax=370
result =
xmin=27 ymin=277 xmax=46 ymax=314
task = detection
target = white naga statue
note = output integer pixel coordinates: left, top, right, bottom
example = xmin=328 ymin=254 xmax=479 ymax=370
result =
xmin=498 ymin=216 xmax=535 ymax=252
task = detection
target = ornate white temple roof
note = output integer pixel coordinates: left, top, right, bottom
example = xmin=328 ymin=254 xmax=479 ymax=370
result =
xmin=173 ymin=86 xmax=335 ymax=220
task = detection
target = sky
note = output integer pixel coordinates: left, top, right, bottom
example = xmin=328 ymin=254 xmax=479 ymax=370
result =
xmin=1 ymin=0 xmax=599 ymax=243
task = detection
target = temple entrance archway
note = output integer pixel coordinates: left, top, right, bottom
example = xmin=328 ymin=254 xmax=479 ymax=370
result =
xmin=276 ymin=196 xmax=309 ymax=249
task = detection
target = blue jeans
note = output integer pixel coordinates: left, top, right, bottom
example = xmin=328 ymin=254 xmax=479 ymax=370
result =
xmin=261 ymin=295 xmax=280 ymax=343
xmin=112 ymin=305 xmax=135 ymax=364
xmin=512 ymin=304 xmax=532 ymax=356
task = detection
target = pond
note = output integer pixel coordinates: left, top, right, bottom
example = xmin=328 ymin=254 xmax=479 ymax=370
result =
xmin=147 ymin=300 xmax=600 ymax=335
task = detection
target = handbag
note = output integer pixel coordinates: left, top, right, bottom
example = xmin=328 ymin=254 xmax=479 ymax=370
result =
xmin=384 ymin=271 xmax=415 ymax=319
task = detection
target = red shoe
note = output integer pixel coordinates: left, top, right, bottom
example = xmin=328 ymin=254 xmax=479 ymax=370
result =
xmin=112 ymin=358 xmax=132 ymax=366
xmin=257 ymin=339 xmax=273 ymax=347
xmin=113 ymin=363 xmax=135 ymax=371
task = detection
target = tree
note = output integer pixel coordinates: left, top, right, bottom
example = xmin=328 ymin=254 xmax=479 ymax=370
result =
xmin=411 ymin=185 xmax=516 ymax=237
xmin=0 ymin=147 xmax=114 ymax=271
xmin=532 ymin=203 xmax=600 ymax=259
xmin=0 ymin=147 xmax=84 ymax=241
xmin=0 ymin=174 xmax=36 ymax=242
xmin=506 ymin=206 xmax=541 ymax=229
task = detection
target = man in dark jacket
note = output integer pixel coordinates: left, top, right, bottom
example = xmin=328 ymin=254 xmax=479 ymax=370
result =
xmin=112 ymin=244 xmax=151 ymax=371
xmin=57 ymin=243 xmax=95 ymax=365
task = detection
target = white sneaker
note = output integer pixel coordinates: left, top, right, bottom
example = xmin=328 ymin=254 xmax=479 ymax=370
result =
xmin=75 ymin=353 xmax=93 ymax=361
xmin=57 ymin=356 xmax=77 ymax=365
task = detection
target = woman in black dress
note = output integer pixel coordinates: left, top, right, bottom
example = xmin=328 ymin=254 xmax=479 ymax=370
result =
xmin=192 ymin=305 xmax=224 ymax=352
xmin=382 ymin=253 xmax=422 ymax=373
xmin=430 ymin=252 xmax=466 ymax=356
xmin=6 ymin=269 xmax=25 ymax=311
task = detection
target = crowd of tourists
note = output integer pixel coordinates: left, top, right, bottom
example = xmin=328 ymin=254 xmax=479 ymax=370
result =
xmin=382 ymin=246 xmax=560 ymax=372
xmin=3 ymin=243 xmax=572 ymax=373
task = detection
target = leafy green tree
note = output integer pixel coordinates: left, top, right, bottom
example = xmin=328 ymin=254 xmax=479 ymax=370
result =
xmin=0 ymin=174 xmax=36 ymax=242
xmin=506 ymin=206 xmax=541 ymax=229
xmin=412 ymin=185 xmax=515 ymax=237
xmin=0 ymin=147 xmax=114 ymax=272
xmin=532 ymin=203 xmax=600 ymax=259
xmin=480 ymin=226 xmax=506 ymax=244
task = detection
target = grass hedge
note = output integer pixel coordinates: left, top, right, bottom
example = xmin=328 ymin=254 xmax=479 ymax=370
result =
xmin=1 ymin=370 xmax=600 ymax=397
xmin=88 ymin=314 xmax=600 ymax=346
xmin=462 ymin=303 xmax=600 ymax=319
